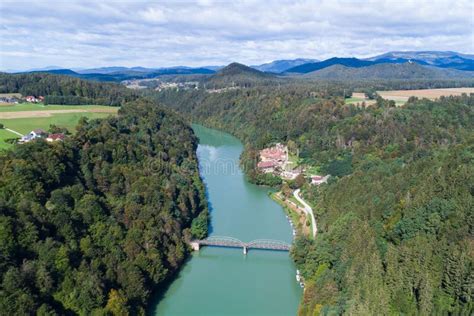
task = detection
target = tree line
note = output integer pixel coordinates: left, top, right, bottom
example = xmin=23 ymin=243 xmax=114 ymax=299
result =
xmin=0 ymin=73 xmax=139 ymax=106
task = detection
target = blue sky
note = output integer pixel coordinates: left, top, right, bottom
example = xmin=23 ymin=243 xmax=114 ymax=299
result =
xmin=1 ymin=0 xmax=473 ymax=71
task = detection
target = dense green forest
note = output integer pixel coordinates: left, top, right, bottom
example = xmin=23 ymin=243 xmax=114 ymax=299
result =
xmin=0 ymin=100 xmax=208 ymax=314
xmin=155 ymin=85 xmax=473 ymax=314
xmin=0 ymin=73 xmax=138 ymax=106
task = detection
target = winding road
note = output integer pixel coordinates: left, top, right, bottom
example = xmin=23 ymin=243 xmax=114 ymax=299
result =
xmin=293 ymin=189 xmax=317 ymax=238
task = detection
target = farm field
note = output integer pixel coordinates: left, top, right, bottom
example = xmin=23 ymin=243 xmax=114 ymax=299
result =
xmin=377 ymin=87 xmax=474 ymax=102
xmin=0 ymin=104 xmax=118 ymax=149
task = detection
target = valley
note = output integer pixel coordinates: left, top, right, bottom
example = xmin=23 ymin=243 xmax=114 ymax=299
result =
xmin=2 ymin=1 xmax=473 ymax=315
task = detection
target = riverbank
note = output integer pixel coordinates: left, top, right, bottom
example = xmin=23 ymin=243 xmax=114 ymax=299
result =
xmin=270 ymin=191 xmax=313 ymax=238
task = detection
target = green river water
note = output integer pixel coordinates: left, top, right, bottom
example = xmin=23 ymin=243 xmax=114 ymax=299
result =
xmin=150 ymin=125 xmax=302 ymax=315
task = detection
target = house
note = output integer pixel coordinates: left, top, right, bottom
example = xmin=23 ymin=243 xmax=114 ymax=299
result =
xmin=46 ymin=133 xmax=65 ymax=142
xmin=311 ymin=175 xmax=330 ymax=185
xmin=257 ymin=161 xmax=277 ymax=173
xmin=19 ymin=129 xmax=47 ymax=143
xmin=25 ymin=96 xmax=38 ymax=103
xmin=38 ymin=96 xmax=45 ymax=102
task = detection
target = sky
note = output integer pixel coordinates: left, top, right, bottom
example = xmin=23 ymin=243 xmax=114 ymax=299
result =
xmin=1 ymin=0 xmax=473 ymax=71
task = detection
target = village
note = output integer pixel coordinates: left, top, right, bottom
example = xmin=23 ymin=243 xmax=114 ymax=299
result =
xmin=0 ymin=94 xmax=44 ymax=104
xmin=257 ymin=142 xmax=329 ymax=185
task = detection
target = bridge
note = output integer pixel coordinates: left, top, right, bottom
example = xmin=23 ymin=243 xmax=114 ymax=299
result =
xmin=190 ymin=236 xmax=291 ymax=254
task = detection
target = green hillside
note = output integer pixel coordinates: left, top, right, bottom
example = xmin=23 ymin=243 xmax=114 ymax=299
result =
xmin=304 ymin=63 xmax=474 ymax=80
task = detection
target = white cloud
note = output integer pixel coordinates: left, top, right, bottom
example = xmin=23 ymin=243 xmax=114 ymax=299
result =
xmin=0 ymin=0 xmax=472 ymax=70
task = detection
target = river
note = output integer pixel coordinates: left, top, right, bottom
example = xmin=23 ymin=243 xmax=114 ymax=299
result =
xmin=150 ymin=125 xmax=302 ymax=315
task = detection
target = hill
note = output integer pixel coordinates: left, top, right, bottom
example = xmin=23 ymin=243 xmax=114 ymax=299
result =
xmin=286 ymin=57 xmax=376 ymax=73
xmin=205 ymin=62 xmax=278 ymax=88
xmin=304 ymin=63 xmax=474 ymax=80
xmin=252 ymin=58 xmax=318 ymax=73
xmin=31 ymin=69 xmax=80 ymax=76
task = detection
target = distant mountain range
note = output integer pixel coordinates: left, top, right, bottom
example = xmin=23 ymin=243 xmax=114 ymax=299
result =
xmin=9 ymin=51 xmax=474 ymax=82
xmin=367 ymin=51 xmax=474 ymax=71
xmin=252 ymin=58 xmax=318 ymax=73
xmin=26 ymin=67 xmax=216 ymax=82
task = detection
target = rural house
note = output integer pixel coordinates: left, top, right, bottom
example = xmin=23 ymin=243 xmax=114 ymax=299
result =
xmin=46 ymin=133 xmax=65 ymax=142
xmin=20 ymin=129 xmax=48 ymax=143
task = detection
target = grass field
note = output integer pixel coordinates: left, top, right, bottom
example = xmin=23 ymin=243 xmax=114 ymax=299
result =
xmin=345 ymin=97 xmax=367 ymax=104
xmin=0 ymin=103 xmax=118 ymax=112
xmin=0 ymin=104 xmax=118 ymax=150
xmin=0 ymin=129 xmax=19 ymax=149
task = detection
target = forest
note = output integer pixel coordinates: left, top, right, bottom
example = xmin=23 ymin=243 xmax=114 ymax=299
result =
xmin=0 ymin=73 xmax=138 ymax=106
xmin=0 ymin=99 xmax=208 ymax=315
xmin=155 ymin=85 xmax=473 ymax=314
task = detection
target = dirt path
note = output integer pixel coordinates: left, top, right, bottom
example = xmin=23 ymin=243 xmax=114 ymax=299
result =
xmin=5 ymin=128 xmax=23 ymax=137
xmin=0 ymin=108 xmax=117 ymax=119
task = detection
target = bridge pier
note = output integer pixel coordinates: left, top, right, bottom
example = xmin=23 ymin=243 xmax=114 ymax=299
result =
xmin=190 ymin=241 xmax=200 ymax=251
xmin=243 ymin=246 xmax=247 ymax=255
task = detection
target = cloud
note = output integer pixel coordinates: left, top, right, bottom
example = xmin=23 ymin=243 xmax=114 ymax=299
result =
xmin=0 ymin=0 xmax=472 ymax=70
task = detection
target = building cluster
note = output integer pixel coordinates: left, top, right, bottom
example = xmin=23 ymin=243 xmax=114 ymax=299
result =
xmin=19 ymin=129 xmax=65 ymax=143
xmin=257 ymin=143 xmax=288 ymax=174
xmin=155 ymin=81 xmax=199 ymax=92
xmin=25 ymin=96 xmax=45 ymax=103
xmin=257 ymin=143 xmax=330 ymax=185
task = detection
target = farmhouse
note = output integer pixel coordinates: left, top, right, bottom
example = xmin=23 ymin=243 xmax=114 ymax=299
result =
xmin=25 ymin=95 xmax=44 ymax=103
xmin=46 ymin=133 xmax=65 ymax=142
xmin=25 ymin=96 xmax=38 ymax=103
xmin=20 ymin=129 xmax=47 ymax=143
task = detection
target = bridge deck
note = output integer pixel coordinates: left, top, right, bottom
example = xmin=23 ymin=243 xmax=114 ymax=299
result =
xmin=194 ymin=236 xmax=291 ymax=252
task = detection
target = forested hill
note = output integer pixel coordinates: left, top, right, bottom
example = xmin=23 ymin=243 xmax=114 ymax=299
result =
xmin=0 ymin=100 xmax=208 ymax=314
xmin=0 ymin=73 xmax=138 ymax=106
xmin=304 ymin=63 xmax=474 ymax=80
xmin=204 ymin=62 xmax=280 ymax=88
xmin=155 ymin=86 xmax=474 ymax=314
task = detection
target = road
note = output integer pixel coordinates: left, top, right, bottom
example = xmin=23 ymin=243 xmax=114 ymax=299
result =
xmin=293 ymin=189 xmax=317 ymax=238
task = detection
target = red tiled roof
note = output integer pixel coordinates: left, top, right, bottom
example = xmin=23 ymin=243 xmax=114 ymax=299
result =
xmin=257 ymin=161 xmax=276 ymax=168
xmin=48 ymin=133 xmax=65 ymax=140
